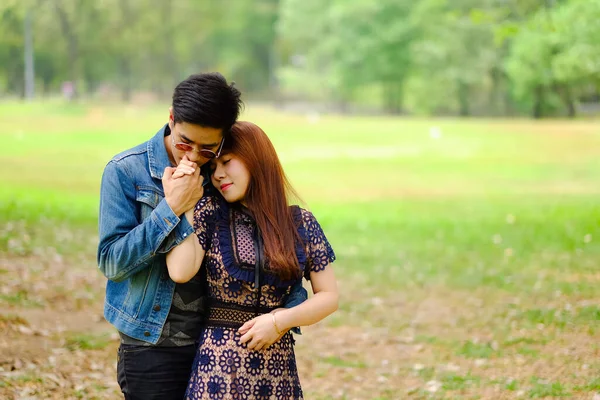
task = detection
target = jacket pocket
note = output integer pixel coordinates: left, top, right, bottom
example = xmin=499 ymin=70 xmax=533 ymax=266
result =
xmin=124 ymin=261 xmax=155 ymax=318
xmin=136 ymin=186 xmax=162 ymax=221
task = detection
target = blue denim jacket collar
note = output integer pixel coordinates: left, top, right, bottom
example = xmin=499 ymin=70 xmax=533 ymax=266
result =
xmin=148 ymin=124 xmax=172 ymax=180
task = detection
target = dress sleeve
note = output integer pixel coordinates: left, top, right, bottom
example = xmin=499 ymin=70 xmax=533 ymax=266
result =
xmin=300 ymin=208 xmax=336 ymax=278
xmin=193 ymin=196 xmax=217 ymax=251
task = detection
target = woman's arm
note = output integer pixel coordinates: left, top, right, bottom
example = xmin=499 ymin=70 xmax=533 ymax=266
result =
xmin=165 ymin=208 xmax=206 ymax=283
xmin=239 ymin=208 xmax=337 ymax=350
xmin=238 ymin=265 xmax=338 ymax=350
xmin=274 ymin=267 xmax=338 ymax=329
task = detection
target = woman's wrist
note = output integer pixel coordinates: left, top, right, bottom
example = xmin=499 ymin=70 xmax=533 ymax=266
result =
xmin=271 ymin=313 xmax=284 ymax=335
xmin=184 ymin=208 xmax=194 ymax=224
xmin=273 ymin=309 xmax=293 ymax=331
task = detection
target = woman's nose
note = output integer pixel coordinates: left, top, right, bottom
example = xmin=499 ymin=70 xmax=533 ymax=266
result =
xmin=212 ymin=164 xmax=225 ymax=180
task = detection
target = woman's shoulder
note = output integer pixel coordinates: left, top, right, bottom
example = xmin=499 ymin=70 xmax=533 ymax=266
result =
xmin=289 ymin=205 xmax=317 ymax=223
xmin=289 ymin=206 xmax=323 ymax=241
xmin=195 ymin=195 xmax=226 ymax=211
xmin=193 ymin=196 xmax=227 ymax=227
xmin=289 ymin=204 xmax=308 ymax=215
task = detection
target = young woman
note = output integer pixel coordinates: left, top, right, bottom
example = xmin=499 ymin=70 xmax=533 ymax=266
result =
xmin=166 ymin=121 xmax=338 ymax=399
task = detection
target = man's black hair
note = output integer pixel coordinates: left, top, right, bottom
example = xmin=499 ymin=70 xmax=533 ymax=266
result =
xmin=172 ymin=72 xmax=243 ymax=131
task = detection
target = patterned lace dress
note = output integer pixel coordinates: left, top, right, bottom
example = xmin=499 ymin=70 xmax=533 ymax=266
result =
xmin=185 ymin=196 xmax=336 ymax=400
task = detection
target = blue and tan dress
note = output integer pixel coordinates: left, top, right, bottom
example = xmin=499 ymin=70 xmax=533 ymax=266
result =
xmin=185 ymin=196 xmax=335 ymax=400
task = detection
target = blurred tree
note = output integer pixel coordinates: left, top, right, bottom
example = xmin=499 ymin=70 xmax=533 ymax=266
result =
xmin=201 ymin=0 xmax=280 ymax=93
xmin=505 ymin=0 xmax=600 ymax=117
xmin=0 ymin=1 xmax=26 ymax=96
xmin=551 ymin=0 xmax=600 ymax=113
xmin=52 ymin=0 xmax=82 ymax=99
xmin=0 ymin=0 xmax=597 ymax=118
xmin=24 ymin=10 xmax=34 ymax=100
xmin=407 ymin=0 xmax=499 ymax=116
xmin=278 ymin=0 xmax=415 ymax=113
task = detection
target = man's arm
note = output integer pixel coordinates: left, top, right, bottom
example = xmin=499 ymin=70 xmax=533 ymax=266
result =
xmin=284 ymin=279 xmax=308 ymax=309
xmin=281 ymin=279 xmax=307 ymax=335
xmin=97 ymin=160 xmax=192 ymax=282
xmin=97 ymin=157 xmax=205 ymax=283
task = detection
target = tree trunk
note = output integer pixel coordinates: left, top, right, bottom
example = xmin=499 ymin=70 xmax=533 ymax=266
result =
xmin=457 ymin=81 xmax=470 ymax=117
xmin=383 ymin=82 xmax=402 ymax=115
xmin=24 ymin=10 xmax=35 ymax=100
xmin=42 ymin=79 xmax=51 ymax=96
xmin=503 ymin=80 xmax=515 ymax=117
xmin=163 ymin=0 xmax=179 ymax=90
xmin=489 ymin=66 xmax=506 ymax=116
xmin=55 ymin=1 xmax=79 ymax=100
xmin=7 ymin=46 xmax=24 ymax=97
xmin=562 ymin=85 xmax=576 ymax=118
xmin=119 ymin=1 xmax=134 ymax=102
xmin=83 ymin=67 xmax=98 ymax=95
xmin=120 ymin=59 xmax=133 ymax=102
xmin=533 ymin=85 xmax=544 ymax=119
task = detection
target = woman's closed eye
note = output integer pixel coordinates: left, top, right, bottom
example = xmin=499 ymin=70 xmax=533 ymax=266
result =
xmin=217 ymin=157 xmax=232 ymax=165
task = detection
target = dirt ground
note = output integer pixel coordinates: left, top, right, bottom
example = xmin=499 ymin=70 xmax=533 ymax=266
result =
xmin=1 ymin=252 xmax=599 ymax=400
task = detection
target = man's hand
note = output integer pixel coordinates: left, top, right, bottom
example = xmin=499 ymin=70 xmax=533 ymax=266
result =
xmin=238 ymin=314 xmax=286 ymax=351
xmin=172 ymin=155 xmax=198 ymax=179
xmin=162 ymin=156 xmax=204 ymax=216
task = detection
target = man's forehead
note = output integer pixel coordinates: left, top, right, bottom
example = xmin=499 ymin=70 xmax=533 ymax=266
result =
xmin=176 ymin=124 xmax=222 ymax=146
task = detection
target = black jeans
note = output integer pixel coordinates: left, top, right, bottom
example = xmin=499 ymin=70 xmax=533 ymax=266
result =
xmin=117 ymin=343 xmax=197 ymax=400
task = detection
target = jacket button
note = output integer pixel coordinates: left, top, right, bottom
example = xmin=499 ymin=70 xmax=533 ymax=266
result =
xmin=153 ymin=305 xmax=161 ymax=312
xmin=144 ymin=331 xmax=150 ymax=337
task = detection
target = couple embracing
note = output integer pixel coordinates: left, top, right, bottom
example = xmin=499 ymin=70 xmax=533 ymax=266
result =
xmin=98 ymin=72 xmax=338 ymax=400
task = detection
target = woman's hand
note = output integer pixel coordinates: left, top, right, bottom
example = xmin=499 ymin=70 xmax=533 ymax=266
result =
xmin=172 ymin=155 xmax=199 ymax=179
xmin=238 ymin=313 xmax=286 ymax=351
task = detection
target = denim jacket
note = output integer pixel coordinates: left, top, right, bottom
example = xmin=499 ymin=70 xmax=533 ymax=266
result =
xmin=97 ymin=125 xmax=306 ymax=344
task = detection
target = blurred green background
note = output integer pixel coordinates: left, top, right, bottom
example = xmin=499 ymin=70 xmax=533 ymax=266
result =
xmin=2 ymin=0 xmax=600 ymax=117
xmin=1 ymin=1 xmax=600 ymax=399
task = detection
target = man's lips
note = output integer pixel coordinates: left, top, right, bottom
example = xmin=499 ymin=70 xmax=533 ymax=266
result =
xmin=220 ymin=183 xmax=233 ymax=191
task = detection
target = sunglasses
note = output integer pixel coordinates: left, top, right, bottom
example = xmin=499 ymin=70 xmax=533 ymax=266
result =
xmin=171 ymin=135 xmax=224 ymax=159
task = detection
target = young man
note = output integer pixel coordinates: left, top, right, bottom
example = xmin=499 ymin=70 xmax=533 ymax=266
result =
xmin=97 ymin=73 xmax=306 ymax=399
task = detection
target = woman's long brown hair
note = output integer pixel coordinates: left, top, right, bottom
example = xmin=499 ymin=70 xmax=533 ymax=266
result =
xmin=224 ymin=121 xmax=303 ymax=281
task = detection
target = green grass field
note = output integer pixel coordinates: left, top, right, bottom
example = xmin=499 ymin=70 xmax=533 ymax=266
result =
xmin=0 ymin=101 xmax=599 ymax=399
